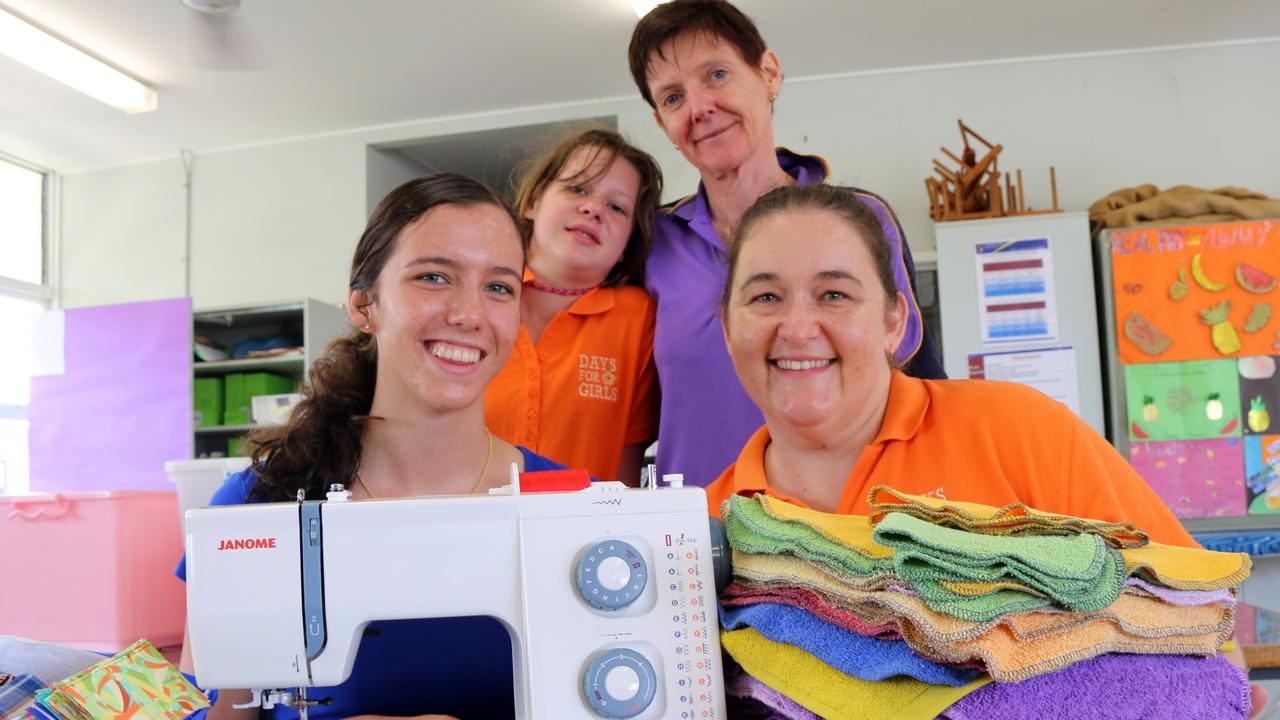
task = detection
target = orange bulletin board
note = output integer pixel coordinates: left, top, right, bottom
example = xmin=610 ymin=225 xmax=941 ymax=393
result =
xmin=1112 ymin=220 xmax=1280 ymax=364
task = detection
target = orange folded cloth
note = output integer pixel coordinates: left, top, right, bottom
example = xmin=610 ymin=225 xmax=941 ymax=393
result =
xmin=865 ymin=485 xmax=1148 ymax=548
xmin=733 ymin=552 xmax=1234 ymax=682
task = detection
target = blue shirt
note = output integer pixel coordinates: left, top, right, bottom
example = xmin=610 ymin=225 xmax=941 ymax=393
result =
xmin=644 ymin=149 xmax=946 ymax=488
xmin=176 ymin=447 xmax=563 ymax=720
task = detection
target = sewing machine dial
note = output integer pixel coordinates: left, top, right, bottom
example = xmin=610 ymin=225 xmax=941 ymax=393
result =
xmin=582 ymin=647 xmax=657 ymax=719
xmin=576 ymin=539 xmax=649 ymax=610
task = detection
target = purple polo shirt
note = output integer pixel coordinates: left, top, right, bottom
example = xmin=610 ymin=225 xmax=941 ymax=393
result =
xmin=645 ymin=148 xmax=944 ymax=488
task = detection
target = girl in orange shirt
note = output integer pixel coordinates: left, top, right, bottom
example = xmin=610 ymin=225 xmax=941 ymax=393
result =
xmin=484 ymin=129 xmax=664 ymax=483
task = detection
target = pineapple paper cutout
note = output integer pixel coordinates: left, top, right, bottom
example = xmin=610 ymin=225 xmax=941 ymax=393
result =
xmin=1200 ymin=300 xmax=1241 ymax=355
xmin=1141 ymin=396 xmax=1159 ymax=423
xmin=1249 ymin=396 xmax=1272 ymax=433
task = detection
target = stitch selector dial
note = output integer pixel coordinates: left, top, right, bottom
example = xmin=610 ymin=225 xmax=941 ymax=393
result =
xmin=575 ymin=539 xmax=648 ymax=610
xmin=582 ymin=648 xmax=657 ymax=719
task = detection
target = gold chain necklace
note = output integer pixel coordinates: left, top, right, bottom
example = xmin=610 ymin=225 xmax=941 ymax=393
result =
xmin=356 ymin=429 xmax=494 ymax=498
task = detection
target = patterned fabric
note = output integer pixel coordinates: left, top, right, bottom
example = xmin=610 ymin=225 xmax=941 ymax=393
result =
xmin=0 ymin=675 xmax=42 ymax=720
xmin=41 ymin=640 xmax=208 ymax=720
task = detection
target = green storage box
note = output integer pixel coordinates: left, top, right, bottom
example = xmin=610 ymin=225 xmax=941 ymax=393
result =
xmin=225 ymin=372 xmax=295 ymax=425
xmin=193 ymin=377 xmax=223 ymax=427
xmin=223 ymin=373 xmax=248 ymax=425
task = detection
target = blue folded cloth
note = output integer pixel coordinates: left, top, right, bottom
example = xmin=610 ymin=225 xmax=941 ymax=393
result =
xmin=719 ymin=602 xmax=980 ymax=687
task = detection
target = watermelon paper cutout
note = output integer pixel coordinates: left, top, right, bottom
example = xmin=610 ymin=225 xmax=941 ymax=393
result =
xmin=1237 ymin=263 xmax=1277 ymax=294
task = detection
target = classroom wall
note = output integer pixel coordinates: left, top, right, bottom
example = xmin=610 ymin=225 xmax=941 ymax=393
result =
xmin=58 ymin=40 xmax=1280 ymax=310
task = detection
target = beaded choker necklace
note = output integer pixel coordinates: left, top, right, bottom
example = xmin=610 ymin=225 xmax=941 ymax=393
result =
xmin=525 ymin=277 xmax=597 ymax=297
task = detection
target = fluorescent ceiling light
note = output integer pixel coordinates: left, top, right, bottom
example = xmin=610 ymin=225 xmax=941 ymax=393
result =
xmin=0 ymin=7 xmax=156 ymax=113
xmin=631 ymin=0 xmax=662 ymax=18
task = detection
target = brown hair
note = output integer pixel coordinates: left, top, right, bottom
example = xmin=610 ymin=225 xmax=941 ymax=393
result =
xmin=628 ymin=0 xmax=768 ymax=109
xmin=722 ymin=184 xmax=897 ymax=313
xmin=245 ymin=173 xmax=520 ymax=502
xmin=514 ymin=128 xmax=663 ymax=287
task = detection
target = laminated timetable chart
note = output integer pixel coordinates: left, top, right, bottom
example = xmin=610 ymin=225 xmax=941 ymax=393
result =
xmin=974 ymin=237 xmax=1060 ymax=345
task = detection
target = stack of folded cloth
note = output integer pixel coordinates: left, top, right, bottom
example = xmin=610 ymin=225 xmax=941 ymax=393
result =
xmin=719 ymin=486 xmax=1254 ymax=719
xmin=16 ymin=640 xmax=209 ymax=720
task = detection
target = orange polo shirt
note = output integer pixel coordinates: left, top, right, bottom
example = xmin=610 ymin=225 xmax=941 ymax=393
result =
xmin=706 ymin=371 xmax=1196 ymax=547
xmin=484 ymin=282 xmax=659 ymax=480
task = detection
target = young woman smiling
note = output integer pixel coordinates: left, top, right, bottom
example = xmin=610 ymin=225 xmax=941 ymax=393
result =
xmin=484 ymin=129 xmax=663 ymax=484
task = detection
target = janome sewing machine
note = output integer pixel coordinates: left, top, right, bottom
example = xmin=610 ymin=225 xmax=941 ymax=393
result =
xmin=184 ymin=468 xmax=729 ymax=719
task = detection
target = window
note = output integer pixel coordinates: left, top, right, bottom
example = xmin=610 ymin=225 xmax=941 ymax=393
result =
xmin=0 ymin=152 xmax=54 ymax=494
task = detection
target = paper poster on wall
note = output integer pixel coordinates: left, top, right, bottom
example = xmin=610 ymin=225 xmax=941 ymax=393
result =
xmin=27 ymin=298 xmax=192 ymax=492
xmin=967 ymin=346 xmax=1081 ymax=416
xmin=1242 ymin=435 xmax=1280 ymax=514
xmin=1111 ymin=220 xmax=1280 ymax=364
xmin=1124 ymin=359 xmax=1240 ymax=441
xmin=1127 ymin=438 xmax=1246 ymax=519
xmin=1236 ymin=355 xmax=1280 ymax=436
xmin=974 ymin=237 xmax=1059 ymax=346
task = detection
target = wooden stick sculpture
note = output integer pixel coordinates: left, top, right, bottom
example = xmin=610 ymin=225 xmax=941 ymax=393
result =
xmin=926 ymin=120 xmax=1061 ymax=222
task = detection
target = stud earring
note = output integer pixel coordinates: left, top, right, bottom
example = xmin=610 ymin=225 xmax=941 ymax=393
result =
xmin=361 ymin=322 xmax=371 ymax=331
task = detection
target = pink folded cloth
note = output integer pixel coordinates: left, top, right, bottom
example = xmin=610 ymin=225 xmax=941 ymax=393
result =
xmin=722 ymin=581 xmax=903 ymax=639
xmin=1125 ymin=577 xmax=1237 ymax=606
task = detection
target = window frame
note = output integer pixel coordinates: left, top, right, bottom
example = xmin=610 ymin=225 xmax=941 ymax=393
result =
xmin=0 ymin=149 xmax=56 ymax=300
xmin=0 ymin=150 xmax=57 ymax=494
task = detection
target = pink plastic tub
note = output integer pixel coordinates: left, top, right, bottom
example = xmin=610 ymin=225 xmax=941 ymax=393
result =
xmin=0 ymin=490 xmax=186 ymax=652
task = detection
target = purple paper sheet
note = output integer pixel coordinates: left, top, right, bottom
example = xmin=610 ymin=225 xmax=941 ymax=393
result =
xmin=28 ymin=298 xmax=192 ymax=491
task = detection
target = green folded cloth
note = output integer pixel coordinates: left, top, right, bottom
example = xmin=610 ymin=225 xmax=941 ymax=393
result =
xmin=724 ymin=495 xmax=895 ymax=580
xmin=873 ymin=512 xmax=1126 ymax=619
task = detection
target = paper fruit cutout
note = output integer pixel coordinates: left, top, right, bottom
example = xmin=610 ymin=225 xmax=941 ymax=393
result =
xmin=1169 ymin=269 xmax=1189 ymax=301
xmin=1141 ymin=396 xmax=1158 ymax=423
xmin=1206 ymin=393 xmax=1224 ymax=421
xmin=1221 ymin=417 xmax=1239 ymax=434
xmin=1192 ymin=253 xmax=1227 ymax=291
xmin=1132 ymin=420 xmax=1150 ymax=439
xmin=1167 ymin=386 xmax=1194 ymax=414
xmin=1200 ymin=301 xmax=1241 ymax=355
xmin=1236 ymin=262 xmax=1277 ymax=294
xmin=1248 ymin=396 xmax=1271 ymax=433
xmin=1239 ymin=355 xmax=1277 ymax=379
xmin=1244 ymin=302 xmax=1272 ymax=333
xmin=1124 ymin=311 xmax=1172 ymax=356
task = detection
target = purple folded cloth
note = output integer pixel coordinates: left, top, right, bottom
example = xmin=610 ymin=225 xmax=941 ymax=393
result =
xmin=725 ymin=661 xmax=819 ymax=720
xmin=719 ymin=602 xmax=980 ymax=686
xmin=938 ymin=652 xmax=1250 ymax=720
xmin=1125 ymin=577 xmax=1236 ymax=606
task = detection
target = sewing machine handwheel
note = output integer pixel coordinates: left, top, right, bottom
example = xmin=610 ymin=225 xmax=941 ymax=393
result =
xmin=582 ymin=647 xmax=657 ymax=719
xmin=575 ymin=539 xmax=648 ymax=611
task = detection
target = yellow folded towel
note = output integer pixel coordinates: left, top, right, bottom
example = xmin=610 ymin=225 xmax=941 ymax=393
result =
xmin=865 ymin=485 xmax=1148 ymax=548
xmin=758 ymin=495 xmax=895 ymax=559
xmin=721 ymin=626 xmax=988 ymax=720
xmin=1120 ymin=541 xmax=1252 ymax=590
xmin=939 ymin=579 xmax=1048 ymax=598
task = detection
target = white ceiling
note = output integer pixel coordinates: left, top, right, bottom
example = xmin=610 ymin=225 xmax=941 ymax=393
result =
xmin=2 ymin=0 xmax=1278 ymax=173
